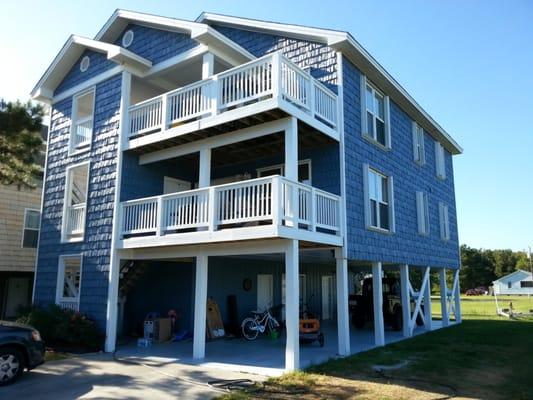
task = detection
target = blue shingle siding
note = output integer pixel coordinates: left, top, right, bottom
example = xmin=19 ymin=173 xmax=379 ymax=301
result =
xmin=55 ymin=50 xmax=116 ymax=96
xmin=213 ymin=25 xmax=338 ymax=92
xmin=114 ymin=24 xmax=197 ymax=64
xmin=342 ymin=56 xmax=459 ymax=268
xmin=35 ymin=74 xmax=122 ymax=328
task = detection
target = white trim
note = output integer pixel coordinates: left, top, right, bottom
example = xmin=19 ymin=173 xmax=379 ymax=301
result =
xmin=361 ymin=77 xmax=391 ymax=149
xmin=256 ymin=159 xmax=312 ymax=185
xmin=143 ymin=45 xmax=209 ymax=77
xmin=122 ymin=29 xmax=134 ymax=48
xmin=372 ymin=262 xmax=385 ymax=346
xmin=68 ymin=87 xmax=95 ymax=156
xmin=55 ymin=254 xmax=84 ymax=307
xmin=336 ymin=52 xmax=348 ymax=257
xmin=21 ymin=208 xmax=40 ymax=249
xmin=363 ymin=164 xmax=395 ymax=233
xmin=61 ymin=160 xmax=90 ymax=243
xmin=80 ymin=56 xmax=90 ymax=72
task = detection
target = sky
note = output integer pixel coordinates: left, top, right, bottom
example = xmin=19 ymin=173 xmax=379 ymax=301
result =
xmin=0 ymin=0 xmax=531 ymax=251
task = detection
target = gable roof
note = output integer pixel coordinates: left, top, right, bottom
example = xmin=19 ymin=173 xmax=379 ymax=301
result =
xmin=94 ymin=9 xmax=254 ymax=66
xmin=197 ymin=12 xmax=462 ymax=155
xmin=493 ymin=269 xmax=532 ymax=284
xmin=31 ymin=35 xmax=152 ymax=102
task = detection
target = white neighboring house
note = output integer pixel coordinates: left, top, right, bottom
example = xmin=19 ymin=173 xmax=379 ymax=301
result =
xmin=493 ymin=270 xmax=533 ymax=295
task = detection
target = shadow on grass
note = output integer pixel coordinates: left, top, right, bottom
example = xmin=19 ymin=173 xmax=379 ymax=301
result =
xmin=306 ymin=318 xmax=533 ymax=400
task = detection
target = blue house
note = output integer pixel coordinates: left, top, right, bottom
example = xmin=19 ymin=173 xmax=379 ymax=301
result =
xmin=31 ymin=10 xmax=462 ymax=372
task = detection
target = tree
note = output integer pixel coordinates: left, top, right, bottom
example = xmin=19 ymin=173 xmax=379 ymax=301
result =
xmin=516 ymin=252 xmax=532 ymax=272
xmin=0 ymin=100 xmax=45 ymax=188
xmin=486 ymin=249 xmax=518 ymax=277
xmin=460 ymin=245 xmax=496 ymax=289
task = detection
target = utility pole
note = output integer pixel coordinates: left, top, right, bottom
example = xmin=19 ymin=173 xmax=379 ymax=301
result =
xmin=528 ymin=246 xmax=532 ymax=275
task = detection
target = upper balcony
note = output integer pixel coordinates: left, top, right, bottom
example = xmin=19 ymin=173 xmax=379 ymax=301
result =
xmin=125 ymin=52 xmax=339 ymax=152
xmin=118 ymin=175 xmax=342 ymax=250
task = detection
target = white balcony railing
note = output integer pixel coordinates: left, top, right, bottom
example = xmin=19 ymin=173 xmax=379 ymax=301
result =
xmin=57 ymin=299 xmax=80 ymax=312
xmin=66 ymin=203 xmax=86 ymax=236
xmin=128 ymin=53 xmax=338 ymax=138
xmin=71 ymin=117 xmax=93 ymax=149
xmin=120 ymin=176 xmax=341 ymax=241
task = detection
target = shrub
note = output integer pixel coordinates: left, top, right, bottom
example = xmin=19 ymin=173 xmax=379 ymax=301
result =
xmin=17 ymin=305 xmax=104 ymax=351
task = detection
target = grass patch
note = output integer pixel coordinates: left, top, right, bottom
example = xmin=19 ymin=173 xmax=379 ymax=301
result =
xmin=219 ymin=297 xmax=533 ymax=400
xmin=44 ymin=350 xmax=72 ymax=362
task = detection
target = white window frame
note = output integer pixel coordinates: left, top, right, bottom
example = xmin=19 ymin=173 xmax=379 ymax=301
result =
xmin=435 ymin=141 xmax=447 ymax=180
xmin=416 ymin=191 xmax=430 ymax=236
xmin=361 ymin=75 xmax=391 ymax=149
xmin=363 ymin=164 xmax=395 ymax=233
xmin=439 ymin=202 xmax=450 ymax=241
xmin=256 ymin=159 xmax=312 ymax=185
xmin=69 ymin=87 xmax=95 ymax=155
xmin=412 ymin=122 xmax=426 ymax=165
xmin=21 ymin=208 xmax=40 ymax=248
xmin=55 ymin=254 xmax=83 ymax=311
xmin=61 ymin=161 xmax=90 ymax=243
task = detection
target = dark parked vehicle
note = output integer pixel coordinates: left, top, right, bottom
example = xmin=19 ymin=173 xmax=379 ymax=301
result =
xmin=0 ymin=321 xmax=45 ymax=385
xmin=349 ymin=277 xmax=424 ymax=331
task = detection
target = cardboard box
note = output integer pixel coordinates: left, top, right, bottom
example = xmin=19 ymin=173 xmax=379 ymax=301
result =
xmin=144 ymin=318 xmax=172 ymax=342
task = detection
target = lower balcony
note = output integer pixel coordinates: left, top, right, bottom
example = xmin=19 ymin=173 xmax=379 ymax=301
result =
xmin=118 ymin=175 xmax=342 ymax=249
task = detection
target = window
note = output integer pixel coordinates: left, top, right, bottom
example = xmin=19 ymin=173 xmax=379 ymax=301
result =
xmin=22 ymin=209 xmax=40 ymax=248
xmin=62 ymin=162 xmax=89 ymax=242
xmin=257 ymin=160 xmax=312 ymax=185
xmin=435 ymin=142 xmax=446 ymax=179
xmin=520 ymin=281 xmax=533 ymax=288
xmin=361 ymin=76 xmax=390 ymax=148
xmin=122 ymin=30 xmax=134 ymax=48
xmin=412 ymin=122 xmax=426 ymax=165
xmin=508 ymin=282 xmax=512 ymax=289
xmin=56 ymin=255 xmax=82 ymax=310
xmin=69 ymin=89 xmax=95 ymax=154
xmin=80 ymin=56 xmax=90 ymax=72
xmin=439 ymin=202 xmax=450 ymax=240
xmin=364 ymin=165 xmax=395 ymax=232
xmin=416 ymin=191 xmax=430 ymax=236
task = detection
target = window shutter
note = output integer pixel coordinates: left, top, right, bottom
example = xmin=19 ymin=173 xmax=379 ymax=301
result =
xmin=363 ymin=163 xmax=370 ymax=228
xmin=360 ymin=75 xmax=367 ymax=137
xmin=384 ymin=96 xmax=391 ymax=148
xmin=416 ymin=191 xmax=425 ymax=234
xmin=412 ymin=122 xmax=419 ymax=162
xmin=388 ymin=175 xmax=395 ymax=233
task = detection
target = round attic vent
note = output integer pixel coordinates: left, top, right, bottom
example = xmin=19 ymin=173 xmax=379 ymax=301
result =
xmin=80 ymin=56 xmax=90 ymax=72
xmin=122 ymin=30 xmax=134 ymax=48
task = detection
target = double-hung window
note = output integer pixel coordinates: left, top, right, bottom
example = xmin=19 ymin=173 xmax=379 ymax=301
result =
xmin=439 ymin=202 xmax=450 ymax=240
xmin=435 ymin=142 xmax=447 ymax=179
xmin=62 ymin=162 xmax=89 ymax=242
xmin=69 ymin=88 xmax=95 ymax=154
xmin=412 ymin=122 xmax=426 ymax=165
xmin=56 ymin=255 xmax=82 ymax=311
xmin=22 ymin=209 xmax=40 ymax=248
xmin=364 ymin=164 xmax=395 ymax=232
xmin=361 ymin=76 xmax=390 ymax=148
xmin=416 ymin=191 xmax=430 ymax=235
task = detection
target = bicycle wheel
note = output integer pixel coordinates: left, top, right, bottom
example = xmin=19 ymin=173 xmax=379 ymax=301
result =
xmin=241 ymin=317 xmax=259 ymax=340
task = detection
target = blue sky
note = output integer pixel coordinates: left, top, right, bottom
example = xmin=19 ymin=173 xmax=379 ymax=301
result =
xmin=1 ymin=0 xmax=531 ymax=251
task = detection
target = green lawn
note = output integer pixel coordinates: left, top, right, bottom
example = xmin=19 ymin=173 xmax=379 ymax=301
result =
xmin=220 ymin=296 xmax=533 ymax=400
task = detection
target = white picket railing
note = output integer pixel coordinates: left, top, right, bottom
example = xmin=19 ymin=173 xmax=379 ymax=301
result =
xmin=120 ymin=176 xmax=341 ymax=241
xmin=57 ymin=299 xmax=80 ymax=312
xmin=71 ymin=117 xmax=93 ymax=149
xmin=127 ymin=52 xmax=338 ymax=138
xmin=66 ymin=203 xmax=85 ymax=236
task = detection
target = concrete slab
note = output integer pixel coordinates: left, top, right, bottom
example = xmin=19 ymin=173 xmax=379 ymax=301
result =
xmin=116 ymin=320 xmax=455 ymax=377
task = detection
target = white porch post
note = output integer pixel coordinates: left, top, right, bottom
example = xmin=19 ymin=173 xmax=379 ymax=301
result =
xmin=105 ymin=252 xmax=121 ymax=352
xmin=285 ymin=239 xmax=300 ymax=371
xmin=454 ymin=269 xmax=462 ymax=323
xmin=399 ymin=264 xmax=411 ymax=338
xmin=199 ymin=148 xmax=211 ymax=188
xmin=193 ymin=255 xmax=208 ymax=359
xmin=423 ymin=266 xmax=433 ymax=331
xmin=202 ymin=52 xmax=215 ymax=79
xmin=336 ymin=255 xmax=350 ymax=356
xmin=372 ymin=262 xmax=385 ymax=347
xmin=285 ymin=117 xmax=298 ymax=227
xmin=439 ymin=268 xmax=450 ymax=327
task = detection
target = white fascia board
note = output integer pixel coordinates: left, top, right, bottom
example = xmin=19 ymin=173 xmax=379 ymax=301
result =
xmin=191 ymin=26 xmax=255 ymax=64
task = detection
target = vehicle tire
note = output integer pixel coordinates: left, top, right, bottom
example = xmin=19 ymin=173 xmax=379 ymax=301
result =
xmin=392 ymin=306 xmax=402 ymax=331
xmin=0 ymin=347 xmax=24 ymax=386
xmin=352 ymin=307 xmax=366 ymax=329
xmin=318 ymin=332 xmax=325 ymax=347
xmin=241 ymin=318 xmax=259 ymax=341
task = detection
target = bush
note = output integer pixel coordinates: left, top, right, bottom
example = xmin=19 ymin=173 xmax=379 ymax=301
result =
xmin=17 ymin=305 xmax=104 ymax=351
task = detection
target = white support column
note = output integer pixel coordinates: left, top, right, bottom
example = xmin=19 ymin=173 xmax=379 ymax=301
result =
xmin=193 ymin=255 xmax=208 ymax=359
xmin=105 ymin=70 xmax=131 ymax=353
xmin=454 ymin=269 xmax=462 ymax=323
xmin=372 ymin=262 xmax=385 ymax=347
xmin=285 ymin=239 xmax=300 ymax=371
xmin=285 ymin=117 xmax=298 ymax=227
xmin=423 ymin=266 xmax=433 ymax=331
xmin=439 ymin=268 xmax=450 ymax=327
xmin=202 ymin=52 xmax=215 ymax=79
xmin=199 ymin=148 xmax=211 ymax=188
xmin=336 ymin=256 xmax=350 ymax=356
xmin=399 ymin=264 xmax=411 ymax=338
